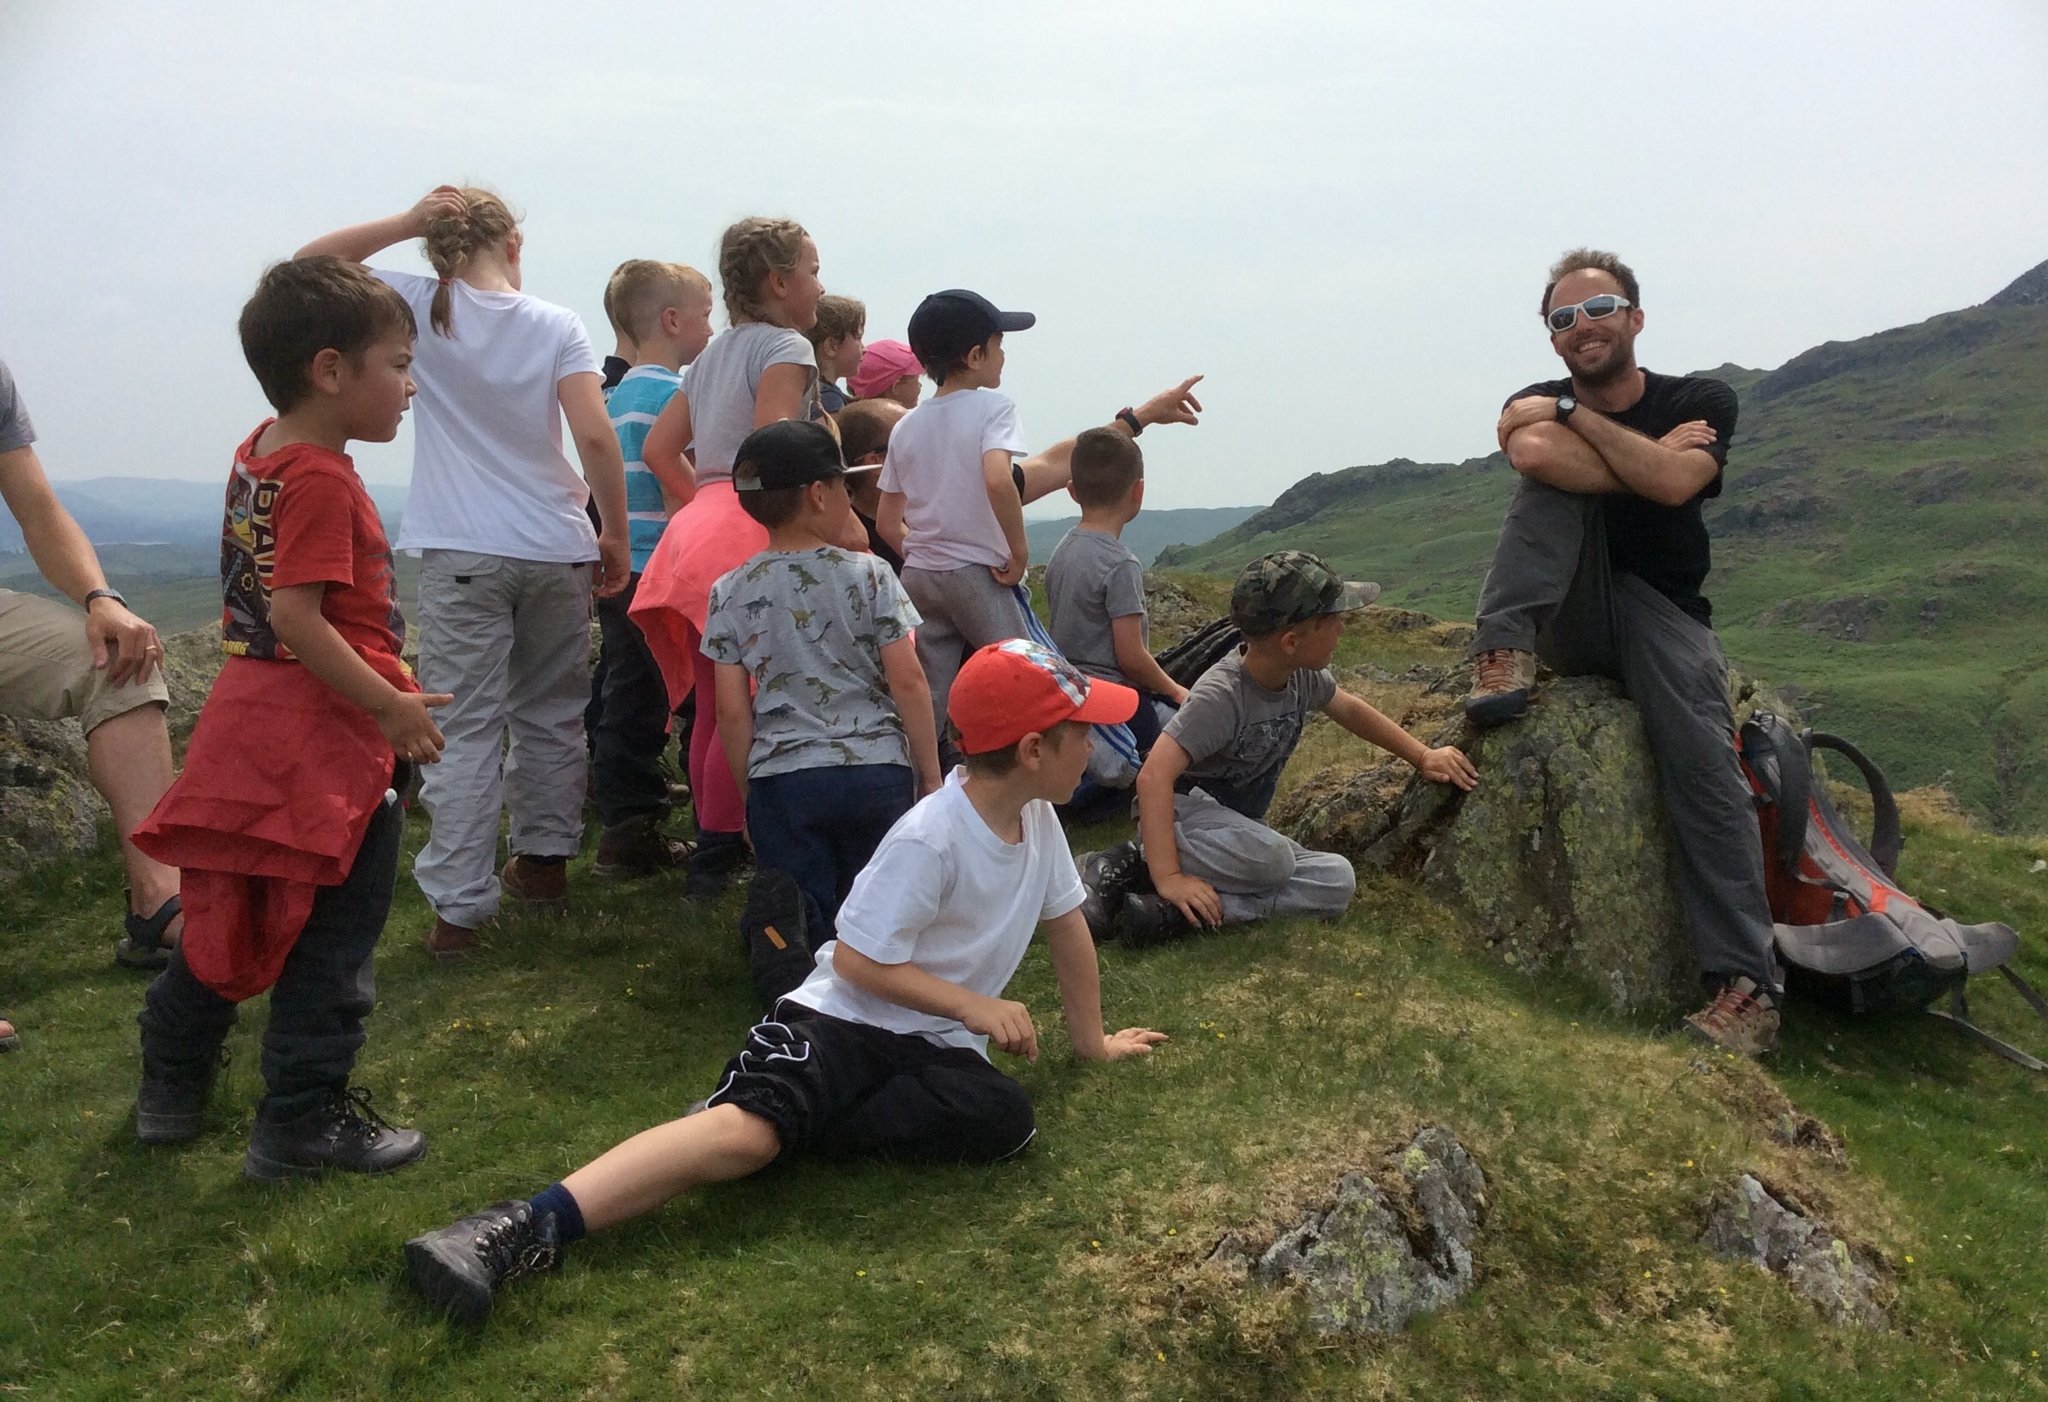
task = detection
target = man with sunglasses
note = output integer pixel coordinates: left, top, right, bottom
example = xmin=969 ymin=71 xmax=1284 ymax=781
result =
xmin=1464 ymin=248 xmax=1781 ymax=1057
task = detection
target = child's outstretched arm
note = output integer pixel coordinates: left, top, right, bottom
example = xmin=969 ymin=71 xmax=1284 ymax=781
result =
xmin=1134 ymin=735 xmax=1224 ymax=927
xmin=296 ymin=186 xmax=466 ymax=263
xmin=1325 ymin=690 xmax=1478 ymax=789
xmin=1015 ymin=376 xmax=1205 ymax=502
xmin=879 ymin=636 xmax=943 ymax=797
xmin=558 ymin=371 xmax=631 ymax=597
xmin=1044 ymin=909 xmax=1169 ymax=1060
xmin=834 ymin=943 xmax=1040 ymax=1059
xmin=269 ymin=583 xmax=452 ymax=765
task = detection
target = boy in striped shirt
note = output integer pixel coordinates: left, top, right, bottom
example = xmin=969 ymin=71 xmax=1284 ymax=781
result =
xmin=592 ymin=261 xmax=715 ymax=878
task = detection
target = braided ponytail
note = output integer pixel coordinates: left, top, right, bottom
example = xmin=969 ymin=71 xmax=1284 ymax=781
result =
xmin=422 ymin=188 xmax=520 ymax=337
xmin=717 ymin=217 xmax=810 ymax=327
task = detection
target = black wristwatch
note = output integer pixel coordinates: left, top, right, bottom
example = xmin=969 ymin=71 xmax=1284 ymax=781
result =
xmin=1115 ymin=407 xmax=1143 ymax=436
xmin=83 ymin=587 xmax=126 ymax=609
xmin=1554 ymin=395 xmax=1578 ymax=422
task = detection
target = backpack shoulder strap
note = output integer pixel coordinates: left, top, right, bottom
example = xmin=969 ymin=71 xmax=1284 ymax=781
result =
xmin=1744 ymin=714 xmax=1812 ymax=877
xmin=1807 ymin=731 xmax=1904 ymax=878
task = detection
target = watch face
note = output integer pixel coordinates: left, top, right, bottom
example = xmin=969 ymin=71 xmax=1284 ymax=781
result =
xmin=1556 ymin=396 xmax=1577 ymax=419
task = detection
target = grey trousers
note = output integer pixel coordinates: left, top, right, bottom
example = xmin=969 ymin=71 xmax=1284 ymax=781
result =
xmin=900 ymin=564 xmax=1026 ymax=758
xmin=1159 ymin=787 xmax=1357 ymax=926
xmin=1473 ymin=478 xmax=1778 ymax=991
xmin=414 ymin=550 xmax=594 ymax=928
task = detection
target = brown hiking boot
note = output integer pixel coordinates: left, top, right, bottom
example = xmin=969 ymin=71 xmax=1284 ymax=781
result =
xmin=1465 ymin=647 xmax=1537 ymax=727
xmin=425 ymin=917 xmax=479 ymax=964
xmin=593 ymin=815 xmax=695 ymax=880
xmin=501 ymin=856 xmax=569 ymax=912
xmin=1683 ymin=977 xmax=1781 ymax=1057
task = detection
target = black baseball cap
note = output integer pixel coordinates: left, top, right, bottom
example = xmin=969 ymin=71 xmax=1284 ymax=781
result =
xmin=907 ymin=289 xmax=1036 ymax=368
xmin=731 ymin=419 xmax=879 ymax=493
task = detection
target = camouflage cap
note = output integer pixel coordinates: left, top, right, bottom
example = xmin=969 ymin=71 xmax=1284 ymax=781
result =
xmin=1229 ymin=550 xmax=1381 ymax=635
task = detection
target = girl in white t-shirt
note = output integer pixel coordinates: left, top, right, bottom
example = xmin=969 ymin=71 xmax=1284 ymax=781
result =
xmin=297 ymin=185 xmax=629 ymax=952
xmin=629 ymin=217 xmax=834 ymax=897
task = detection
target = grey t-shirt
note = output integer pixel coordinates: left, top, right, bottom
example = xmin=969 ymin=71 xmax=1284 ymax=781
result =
xmin=700 ymin=546 xmax=922 ymax=778
xmin=0 ymin=359 xmax=36 ymax=453
xmin=681 ymin=323 xmax=817 ymax=484
xmin=1164 ymin=648 xmax=1337 ymax=820
xmin=1045 ymin=526 xmax=1146 ymax=684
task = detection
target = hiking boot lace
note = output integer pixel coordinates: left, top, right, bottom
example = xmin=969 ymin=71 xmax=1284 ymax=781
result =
xmin=332 ymin=1086 xmax=400 ymax=1145
xmin=1696 ymin=983 xmax=1766 ymax=1036
xmin=1473 ymin=649 xmax=1524 ymax=693
xmin=471 ymin=1205 xmax=558 ymax=1282
xmin=1099 ymin=845 xmax=1145 ymax=891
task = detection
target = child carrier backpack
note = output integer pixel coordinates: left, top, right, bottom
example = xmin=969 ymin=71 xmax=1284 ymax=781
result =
xmin=1154 ymin=617 xmax=1243 ymax=691
xmin=1739 ymin=710 xmax=2048 ymax=1070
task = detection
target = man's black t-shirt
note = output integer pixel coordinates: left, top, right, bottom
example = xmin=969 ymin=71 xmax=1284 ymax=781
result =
xmin=1506 ymin=369 xmax=1737 ymax=625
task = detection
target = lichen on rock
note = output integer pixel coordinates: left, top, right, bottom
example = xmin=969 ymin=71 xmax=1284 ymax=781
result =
xmin=1701 ymin=1174 xmax=1889 ymax=1329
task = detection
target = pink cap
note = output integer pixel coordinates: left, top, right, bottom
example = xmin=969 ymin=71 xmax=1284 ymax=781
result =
xmin=847 ymin=339 xmax=923 ymax=399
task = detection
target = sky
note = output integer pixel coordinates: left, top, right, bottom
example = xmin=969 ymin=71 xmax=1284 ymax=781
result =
xmin=2 ymin=0 xmax=2044 ymax=516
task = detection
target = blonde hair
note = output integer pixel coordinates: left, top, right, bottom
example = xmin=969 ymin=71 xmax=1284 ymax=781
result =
xmin=717 ymin=217 xmax=810 ymax=326
xmin=606 ymin=260 xmax=713 ymax=343
xmin=422 ymin=187 xmax=520 ymax=337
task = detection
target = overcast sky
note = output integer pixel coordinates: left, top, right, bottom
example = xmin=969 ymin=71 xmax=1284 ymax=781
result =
xmin=3 ymin=1 xmax=2044 ymax=515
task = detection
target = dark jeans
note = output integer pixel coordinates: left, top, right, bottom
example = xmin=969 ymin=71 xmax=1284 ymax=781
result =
xmin=1473 ymin=478 xmax=1777 ymax=991
xmin=137 ymin=780 xmax=406 ymax=1121
xmin=747 ymin=762 xmax=914 ymax=926
xmin=707 ymin=1003 xmax=1036 ymax=1164
xmin=592 ymin=572 xmax=675 ymax=827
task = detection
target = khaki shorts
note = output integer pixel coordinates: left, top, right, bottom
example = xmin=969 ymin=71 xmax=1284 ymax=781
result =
xmin=0 ymin=587 xmax=169 ymax=733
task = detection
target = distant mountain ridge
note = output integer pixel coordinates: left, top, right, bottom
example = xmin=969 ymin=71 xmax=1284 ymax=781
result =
xmin=0 ymin=477 xmax=410 ymax=553
xmin=1164 ymin=259 xmax=2048 ymax=831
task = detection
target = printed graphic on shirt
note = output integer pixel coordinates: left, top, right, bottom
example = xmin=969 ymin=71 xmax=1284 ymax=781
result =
xmin=220 ymin=461 xmax=403 ymax=660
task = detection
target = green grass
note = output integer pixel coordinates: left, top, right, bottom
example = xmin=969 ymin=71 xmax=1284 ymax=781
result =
xmin=8 ymin=667 xmax=2048 ymax=1394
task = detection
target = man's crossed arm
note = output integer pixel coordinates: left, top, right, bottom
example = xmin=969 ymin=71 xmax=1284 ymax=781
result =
xmin=1495 ymin=396 xmax=1720 ymax=507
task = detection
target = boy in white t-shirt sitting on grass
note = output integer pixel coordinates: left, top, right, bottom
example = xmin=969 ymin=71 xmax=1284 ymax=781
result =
xmin=874 ymin=288 xmax=1204 ymax=760
xmin=403 ymin=639 xmax=1166 ymax=1323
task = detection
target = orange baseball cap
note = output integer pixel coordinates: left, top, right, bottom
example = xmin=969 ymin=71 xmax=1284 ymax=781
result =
xmin=948 ymin=640 xmax=1137 ymax=754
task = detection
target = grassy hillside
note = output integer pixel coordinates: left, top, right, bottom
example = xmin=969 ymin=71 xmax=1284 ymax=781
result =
xmin=1162 ymin=263 xmax=2048 ymax=830
xmin=5 ymin=612 xmax=2047 ymax=1396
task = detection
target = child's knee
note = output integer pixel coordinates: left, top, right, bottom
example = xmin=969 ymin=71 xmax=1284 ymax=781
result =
xmin=969 ymin=1083 xmax=1037 ymax=1164
xmin=713 ymin=1104 xmax=785 ymax=1163
xmin=1304 ymin=852 xmax=1357 ymax=913
xmin=1240 ymin=833 xmax=1299 ymax=891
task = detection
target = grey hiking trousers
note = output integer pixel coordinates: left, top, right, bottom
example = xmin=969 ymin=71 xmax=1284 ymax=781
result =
xmin=900 ymin=564 xmax=1026 ymax=761
xmin=1473 ymin=478 xmax=1778 ymax=992
xmin=414 ymin=550 xmax=593 ymax=928
xmin=1167 ymin=787 xmax=1357 ymax=926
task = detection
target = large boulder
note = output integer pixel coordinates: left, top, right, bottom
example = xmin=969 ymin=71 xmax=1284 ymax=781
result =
xmin=1275 ymin=664 xmax=1788 ymax=1013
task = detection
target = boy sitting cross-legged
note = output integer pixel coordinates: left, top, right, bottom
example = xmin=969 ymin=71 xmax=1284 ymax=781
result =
xmin=403 ymin=638 xmax=1167 ymax=1324
xmin=1082 ymin=551 xmax=1479 ymax=944
xmin=131 ymin=257 xmax=446 ymax=1178
xmin=701 ymin=419 xmax=943 ymax=1005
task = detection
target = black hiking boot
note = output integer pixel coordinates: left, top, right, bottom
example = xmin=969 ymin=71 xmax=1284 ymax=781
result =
xmin=685 ymin=832 xmax=751 ymax=902
xmin=742 ymin=868 xmax=817 ymax=1012
xmin=1120 ymin=892 xmax=1197 ymax=947
xmin=243 ymin=1086 xmax=427 ymax=1182
xmin=135 ymin=1049 xmax=228 ymax=1146
xmin=593 ymin=814 xmax=694 ymax=880
xmin=404 ymin=1199 xmax=563 ymax=1325
xmin=1077 ymin=842 xmax=1148 ymax=942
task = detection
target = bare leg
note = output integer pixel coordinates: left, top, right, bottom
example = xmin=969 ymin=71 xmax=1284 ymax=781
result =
xmin=84 ymin=704 xmax=182 ymax=932
xmin=559 ymin=1104 xmax=781 ymax=1232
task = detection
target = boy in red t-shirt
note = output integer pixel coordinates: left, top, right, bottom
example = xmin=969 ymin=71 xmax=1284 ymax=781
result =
xmin=132 ymin=257 xmax=450 ymax=1180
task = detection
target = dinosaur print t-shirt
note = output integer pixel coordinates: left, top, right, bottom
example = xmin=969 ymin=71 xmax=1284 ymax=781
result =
xmin=700 ymin=545 xmax=923 ymax=779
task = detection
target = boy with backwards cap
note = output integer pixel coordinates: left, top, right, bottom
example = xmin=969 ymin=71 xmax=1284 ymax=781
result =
xmin=403 ymin=638 xmax=1167 ymax=1324
xmin=1084 ymin=551 xmax=1480 ymax=945
xmin=699 ymin=419 xmax=941 ymax=1005
xmin=874 ymin=287 xmax=1204 ymax=759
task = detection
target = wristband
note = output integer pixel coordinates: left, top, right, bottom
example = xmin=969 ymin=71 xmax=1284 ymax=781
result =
xmin=84 ymin=587 xmax=126 ymax=609
xmin=1115 ymin=407 xmax=1143 ymax=436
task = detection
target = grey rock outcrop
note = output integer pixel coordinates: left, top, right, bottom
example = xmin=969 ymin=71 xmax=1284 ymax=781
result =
xmin=1213 ymin=1127 xmax=1487 ymax=1336
xmin=1701 ymin=1175 xmax=1888 ymax=1329
xmin=1275 ymin=666 xmax=1791 ymax=1012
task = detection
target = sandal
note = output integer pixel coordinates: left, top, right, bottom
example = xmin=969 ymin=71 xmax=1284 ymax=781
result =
xmin=116 ymin=892 xmax=182 ymax=972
